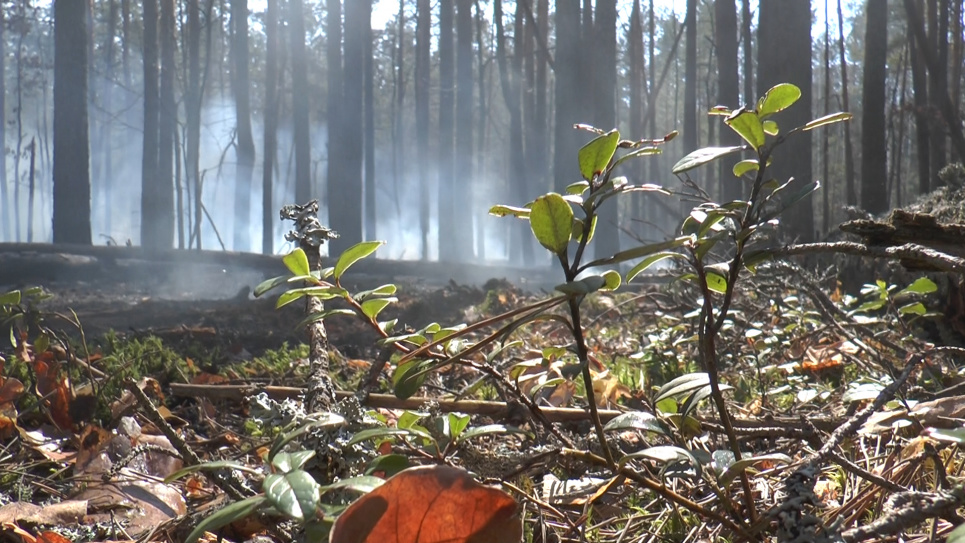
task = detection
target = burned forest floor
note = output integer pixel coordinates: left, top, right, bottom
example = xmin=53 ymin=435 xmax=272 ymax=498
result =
xmin=3 ymin=234 xmax=965 ymax=543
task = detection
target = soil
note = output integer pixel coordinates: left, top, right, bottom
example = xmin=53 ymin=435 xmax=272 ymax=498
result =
xmin=0 ymin=243 xmax=554 ymax=360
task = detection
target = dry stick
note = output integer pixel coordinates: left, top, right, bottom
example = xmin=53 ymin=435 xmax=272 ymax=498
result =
xmin=125 ymin=379 xmax=247 ymax=501
xmin=769 ymin=241 xmax=965 ymax=275
xmin=841 ymin=487 xmax=965 ymax=543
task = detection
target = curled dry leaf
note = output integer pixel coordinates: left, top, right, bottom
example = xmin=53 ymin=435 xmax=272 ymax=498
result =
xmin=330 ymin=465 xmax=521 ymax=543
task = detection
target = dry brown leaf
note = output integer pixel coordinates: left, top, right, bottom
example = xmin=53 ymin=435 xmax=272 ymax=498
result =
xmin=0 ymin=501 xmax=87 ymax=525
xmin=330 ymin=465 xmax=520 ymax=543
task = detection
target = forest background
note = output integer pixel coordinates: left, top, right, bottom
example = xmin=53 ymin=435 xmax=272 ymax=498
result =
xmin=0 ymin=0 xmax=954 ymax=267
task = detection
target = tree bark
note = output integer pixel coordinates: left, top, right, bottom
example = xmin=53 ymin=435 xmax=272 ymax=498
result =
xmin=415 ymin=0 xmax=431 ymax=259
xmin=186 ymin=0 xmax=202 ymax=248
xmin=860 ymin=0 xmax=888 ymax=214
xmin=740 ymin=0 xmax=752 ymax=105
xmin=910 ymin=18 xmax=931 ymax=194
xmin=593 ymin=0 xmax=619 ymax=259
xmin=262 ymin=0 xmax=279 ymax=254
xmin=140 ymin=0 xmax=162 ymax=249
xmin=230 ymin=0 xmax=256 ymax=251
xmin=364 ymin=4 xmax=375 ymax=241
xmin=158 ymin=0 xmax=176 ymax=248
xmin=291 ymin=0 xmax=311 ymax=205
xmin=715 ymin=0 xmax=741 ymax=203
xmin=437 ymin=0 xmax=456 ymax=261
xmin=758 ymin=0 xmax=814 ymax=241
xmin=53 ymin=0 xmax=92 ymax=245
xmin=0 ymin=4 xmax=7 ymax=241
xmin=836 ymin=0 xmax=857 ymax=205
xmin=455 ymin=0 xmax=474 ymax=261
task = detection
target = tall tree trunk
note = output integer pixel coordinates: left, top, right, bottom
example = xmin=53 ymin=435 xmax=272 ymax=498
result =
xmin=822 ymin=0 xmax=831 ymax=232
xmin=230 ymin=0 xmax=256 ymax=251
xmin=391 ymin=0 xmax=405 ymax=227
xmin=475 ymin=0 xmax=489 ymax=259
xmin=684 ymin=0 xmax=698 ymax=155
xmin=455 ymin=0 xmax=474 ymax=261
xmin=554 ymin=2 xmax=581 ymax=189
xmin=861 ymin=0 xmax=888 ymax=214
xmin=186 ymin=0 xmax=202 ymax=248
xmin=437 ymin=0 xmax=456 ymax=261
xmin=262 ymin=0 xmax=279 ymax=254
xmin=715 ymin=0 xmax=740 ymax=203
xmin=101 ymin=0 xmax=117 ymax=236
xmin=331 ymin=0 xmax=366 ymax=254
xmin=0 ymin=4 xmax=7 ymax=241
xmin=928 ymin=0 xmax=949 ymax=181
xmin=325 ymin=0 xmax=343 ymax=246
xmin=157 ymin=0 xmax=176 ymax=249
xmin=415 ymin=0 xmax=430 ymax=259
xmin=740 ymin=0 xmax=752 ymax=105
xmin=140 ymin=0 xmax=161 ymax=248
xmin=629 ymin=0 xmax=644 ymax=224
xmin=364 ymin=6 xmax=375 ymax=241
xmin=910 ymin=19 xmax=931 ymax=194
xmin=52 ymin=0 xmax=91 ymax=244
xmin=836 ymin=0 xmax=857 ymax=205
xmin=952 ymin=0 xmax=963 ymax=122
xmin=593 ymin=0 xmax=619 ymax=259
xmin=291 ymin=0 xmax=311 ymax=204
xmin=758 ymin=0 xmax=814 ymax=241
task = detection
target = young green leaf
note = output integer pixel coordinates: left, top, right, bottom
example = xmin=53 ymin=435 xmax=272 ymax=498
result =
xmin=0 ymin=290 xmax=21 ymax=306
xmin=897 ymin=277 xmax=937 ymax=296
xmin=603 ymin=411 xmax=669 ymax=436
xmin=583 ymin=235 xmax=693 ymax=269
xmin=724 ymin=109 xmax=766 ymax=149
xmin=271 ymin=450 xmax=316 ymax=473
xmin=732 ymin=159 xmax=759 ymax=178
xmin=578 ymin=129 xmax=620 ymax=180
xmin=334 ymin=241 xmax=385 ymax=280
xmin=672 ymin=146 xmax=743 ymax=174
xmin=802 ymin=112 xmax=853 ymax=131
xmin=283 ymin=249 xmax=311 ymax=277
xmin=757 ymin=83 xmax=801 ymax=117
xmin=263 ymin=470 xmax=321 ymax=521
xmin=626 ymin=252 xmax=686 ymax=283
xmin=529 ymin=193 xmax=574 ymax=254
xmin=612 ymin=146 xmax=661 ymax=169
xmin=655 ymin=373 xmax=710 ymax=404
xmin=489 ymin=204 xmax=532 ymax=219
xmin=361 ymin=297 xmax=397 ymax=319
xmin=601 ymin=270 xmax=622 ymax=291
xmin=183 ymin=495 xmax=268 ymax=543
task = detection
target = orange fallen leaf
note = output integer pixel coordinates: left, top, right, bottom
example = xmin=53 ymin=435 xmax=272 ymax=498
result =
xmin=330 ymin=465 xmax=520 ymax=543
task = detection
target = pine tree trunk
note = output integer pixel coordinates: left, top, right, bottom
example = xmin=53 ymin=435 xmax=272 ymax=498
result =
xmin=437 ymin=0 xmax=456 ymax=261
xmin=860 ymin=0 xmax=888 ymax=214
xmin=140 ymin=0 xmax=161 ymax=248
xmin=230 ymin=0 xmax=256 ymax=251
xmin=415 ymin=0 xmax=431 ymax=259
xmin=262 ymin=0 xmax=279 ymax=254
xmin=291 ymin=0 xmax=311 ymax=204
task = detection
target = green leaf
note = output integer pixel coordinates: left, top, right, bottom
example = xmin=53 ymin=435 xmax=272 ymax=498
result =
xmin=0 ymin=290 xmax=21 ymax=306
xmin=898 ymin=277 xmax=938 ymax=296
xmin=361 ymin=297 xmax=397 ymax=319
xmin=272 ymin=450 xmax=316 ymax=473
xmin=263 ymin=470 xmax=321 ymax=522
xmin=334 ymin=241 xmax=384 ymax=280
xmin=578 ymin=129 xmax=620 ymax=180
xmin=724 ymin=109 xmax=765 ymax=149
xmin=283 ymin=248 xmax=312 ymax=277
xmin=447 ymin=413 xmax=471 ymax=440
xmin=705 ymin=269 xmax=728 ymax=294
xmin=672 ymin=146 xmax=743 ymax=174
xmin=321 ymin=475 xmax=386 ymax=495
xmin=555 ymin=275 xmax=607 ymax=296
xmin=757 ymin=83 xmax=801 ymax=117
xmin=276 ymin=286 xmax=348 ymax=308
xmin=802 ymin=111 xmax=853 ymax=131
xmin=655 ymin=373 xmax=710 ymax=404
xmin=565 ymin=181 xmax=590 ymax=195
xmin=529 ymin=193 xmax=574 ymax=254
xmin=392 ymin=359 xmax=433 ymax=399
xmin=612 ymin=146 xmax=662 ymax=169
xmin=762 ymin=120 xmax=779 ymax=136
xmin=898 ymin=302 xmax=927 ymax=316
xmin=254 ymin=275 xmax=292 ymax=297
xmin=269 ymin=414 xmax=346 ymax=460
xmin=732 ymin=160 xmax=759 ymax=178
xmin=603 ymin=411 xmax=669 ymax=436
xmin=584 ymin=235 xmax=693 ymax=269
xmin=621 ymin=445 xmax=702 ymax=478
xmin=947 ymin=522 xmax=965 ymax=543
xmin=457 ymin=424 xmax=529 ymax=443
xmin=346 ymin=426 xmax=434 ymax=447
xmin=355 ymin=284 xmax=398 ymax=301
xmin=626 ymin=252 xmax=687 ymax=283
xmin=364 ymin=455 xmax=410 ymax=477
xmin=842 ymin=382 xmax=885 ymax=403
xmin=489 ymin=204 xmax=532 ymax=219
xmin=296 ymin=308 xmax=356 ymax=329
xmin=184 ymin=495 xmax=268 ymax=543
xmin=601 ymin=270 xmax=621 ymax=291
xmin=680 ymin=383 xmax=732 ymax=419
xmin=718 ymin=453 xmax=792 ymax=488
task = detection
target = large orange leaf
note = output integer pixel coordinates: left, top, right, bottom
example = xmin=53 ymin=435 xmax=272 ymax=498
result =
xmin=330 ymin=465 xmax=520 ymax=543
xmin=32 ymin=355 xmax=73 ymax=430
